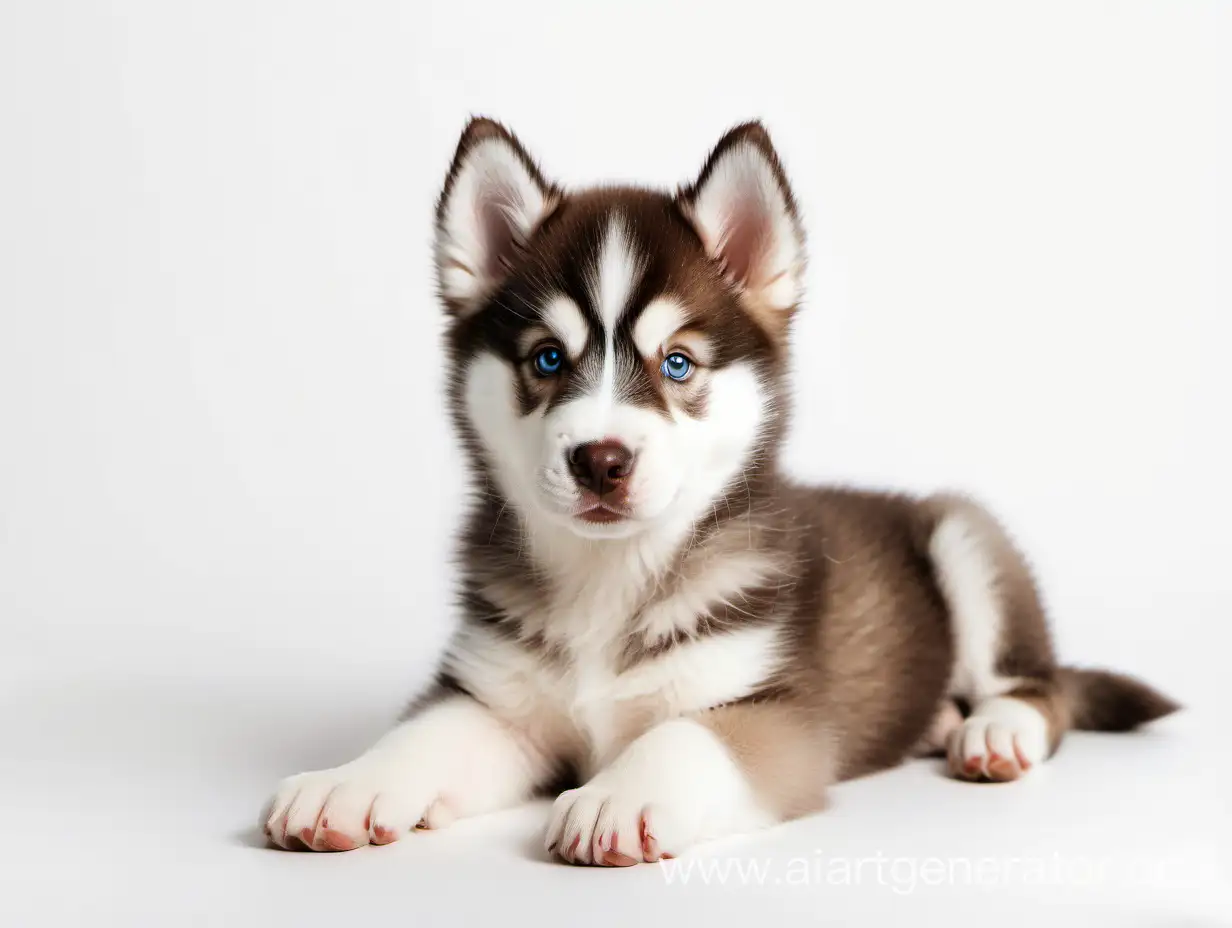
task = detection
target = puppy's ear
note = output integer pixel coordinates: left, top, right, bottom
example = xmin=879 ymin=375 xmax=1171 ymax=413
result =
xmin=679 ymin=122 xmax=805 ymax=319
xmin=435 ymin=118 xmax=557 ymax=314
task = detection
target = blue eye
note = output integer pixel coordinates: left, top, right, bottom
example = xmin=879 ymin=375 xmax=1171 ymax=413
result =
xmin=660 ymin=352 xmax=693 ymax=382
xmin=533 ymin=345 xmax=564 ymax=376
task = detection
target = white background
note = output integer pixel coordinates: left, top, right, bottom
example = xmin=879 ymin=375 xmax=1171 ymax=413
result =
xmin=1 ymin=1 xmax=1228 ymax=925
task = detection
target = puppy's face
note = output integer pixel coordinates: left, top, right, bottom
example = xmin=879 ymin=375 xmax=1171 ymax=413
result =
xmin=437 ymin=121 xmax=804 ymax=540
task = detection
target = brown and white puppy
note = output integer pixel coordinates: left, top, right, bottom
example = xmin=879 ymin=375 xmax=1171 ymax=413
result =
xmin=261 ymin=119 xmax=1179 ymax=863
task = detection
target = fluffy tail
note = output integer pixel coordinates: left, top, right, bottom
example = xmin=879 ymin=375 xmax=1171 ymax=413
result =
xmin=1058 ymin=667 xmax=1181 ymax=732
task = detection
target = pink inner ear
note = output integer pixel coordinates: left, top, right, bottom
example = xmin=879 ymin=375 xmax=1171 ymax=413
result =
xmin=477 ymin=193 xmax=518 ymax=280
xmin=717 ymin=197 xmax=771 ymax=286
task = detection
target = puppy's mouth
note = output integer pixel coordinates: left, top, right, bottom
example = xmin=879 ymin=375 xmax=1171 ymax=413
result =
xmin=576 ymin=504 xmax=628 ymax=524
xmin=572 ymin=488 xmax=633 ymax=524
xmin=537 ymin=471 xmax=647 ymax=530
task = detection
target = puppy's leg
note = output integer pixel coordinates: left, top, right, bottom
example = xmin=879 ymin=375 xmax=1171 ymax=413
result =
xmin=927 ymin=494 xmax=1063 ymax=781
xmin=545 ymin=704 xmax=828 ymax=866
xmin=263 ymin=692 xmax=553 ymax=851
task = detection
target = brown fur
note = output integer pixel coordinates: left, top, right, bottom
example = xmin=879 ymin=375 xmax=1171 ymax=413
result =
xmin=696 ymin=701 xmax=835 ymax=820
xmin=1058 ymin=667 xmax=1182 ymax=732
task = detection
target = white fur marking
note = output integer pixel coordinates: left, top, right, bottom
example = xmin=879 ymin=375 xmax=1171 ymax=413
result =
xmin=930 ymin=513 xmax=1018 ymax=701
xmin=591 ymin=215 xmax=638 ymax=331
xmin=632 ymin=298 xmax=686 ymax=358
xmin=543 ymin=295 xmax=589 ymax=358
xmin=464 ymin=353 xmax=543 ymax=516
xmin=588 ymin=216 xmax=640 ymax=407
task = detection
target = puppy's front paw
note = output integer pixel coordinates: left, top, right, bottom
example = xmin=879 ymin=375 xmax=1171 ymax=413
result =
xmin=545 ymin=784 xmax=697 ymax=866
xmin=544 ymin=787 xmax=664 ymax=866
xmin=262 ymin=762 xmax=452 ymax=852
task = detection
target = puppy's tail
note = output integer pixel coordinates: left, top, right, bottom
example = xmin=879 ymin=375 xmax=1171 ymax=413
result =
xmin=1057 ymin=667 xmax=1181 ymax=732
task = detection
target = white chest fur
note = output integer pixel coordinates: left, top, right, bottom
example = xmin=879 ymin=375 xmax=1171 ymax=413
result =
xmin=444 ymin=618 xmax=782 ymax=777
xmin=444 ymin=522 xmax=786 ymax=775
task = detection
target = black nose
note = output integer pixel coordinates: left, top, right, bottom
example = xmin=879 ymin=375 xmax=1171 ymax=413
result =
xmin=568 ymin=441 xmax=634 ymax=496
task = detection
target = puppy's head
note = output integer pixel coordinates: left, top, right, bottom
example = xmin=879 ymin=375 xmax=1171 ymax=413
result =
xmin=437 ymin=119 xmax=804 ymax=540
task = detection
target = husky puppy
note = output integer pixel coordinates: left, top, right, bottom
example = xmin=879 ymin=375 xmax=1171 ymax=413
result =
xmin=262 ymin=119 xmax=1178 ymax=864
